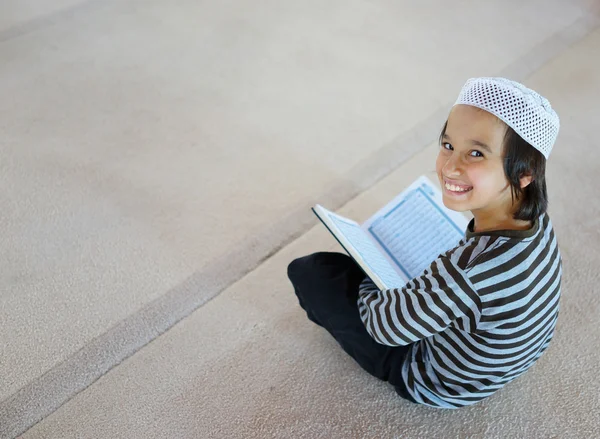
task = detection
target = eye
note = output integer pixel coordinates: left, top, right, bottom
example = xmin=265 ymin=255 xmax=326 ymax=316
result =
xmin=469 ymin=150 xmax=484 ymax=158
xmin=441 ymin=142 xmax=453 ymax=151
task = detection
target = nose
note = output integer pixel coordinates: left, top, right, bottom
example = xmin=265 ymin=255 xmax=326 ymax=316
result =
xmin=442 ymin=153 xmax=463 ymax=177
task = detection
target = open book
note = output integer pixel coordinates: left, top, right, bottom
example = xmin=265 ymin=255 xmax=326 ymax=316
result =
xmin=312 ymin=175 xmax=470 ymax=290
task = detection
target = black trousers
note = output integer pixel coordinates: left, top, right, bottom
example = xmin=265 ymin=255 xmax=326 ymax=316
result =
xmin=287 ymin=251 xmax=416 ymax=403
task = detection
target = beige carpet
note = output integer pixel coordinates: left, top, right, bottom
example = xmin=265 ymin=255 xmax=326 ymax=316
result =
xmin=2 ymin=1 xmax=600 ymax=438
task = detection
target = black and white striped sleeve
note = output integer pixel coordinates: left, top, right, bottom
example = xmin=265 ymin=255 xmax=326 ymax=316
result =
xmin=357 ymin=256 xmax=482 ymax=346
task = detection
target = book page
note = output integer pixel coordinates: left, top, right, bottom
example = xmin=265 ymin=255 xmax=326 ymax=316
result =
xmin=362 ymin=176 xmax=469 ymax=280
xmin=312 ymin=205 xmax=406 ymax=289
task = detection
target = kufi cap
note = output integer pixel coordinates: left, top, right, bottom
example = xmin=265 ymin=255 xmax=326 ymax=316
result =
xmin=454 ymin=77 xmax=559 ymax=159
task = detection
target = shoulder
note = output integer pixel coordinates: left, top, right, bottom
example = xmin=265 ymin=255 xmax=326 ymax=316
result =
xmin=443 ymin=235 xmax=509 ymax=272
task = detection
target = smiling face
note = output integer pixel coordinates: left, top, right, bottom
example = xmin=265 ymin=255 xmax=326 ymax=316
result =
xmin=436 ymin=104 xmax=525 ymax=231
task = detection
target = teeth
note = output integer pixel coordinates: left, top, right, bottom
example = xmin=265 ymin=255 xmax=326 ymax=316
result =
xmin=445 ymin=182 xmax=471 ymax=192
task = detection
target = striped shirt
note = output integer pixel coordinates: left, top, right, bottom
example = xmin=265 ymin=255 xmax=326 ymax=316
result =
xmin=357 ymin=213 xmax=562 ymax=408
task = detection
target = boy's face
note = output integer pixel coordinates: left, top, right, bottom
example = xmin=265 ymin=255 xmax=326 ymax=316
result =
xmin=435 ymin=105 xmax=515 ymax=222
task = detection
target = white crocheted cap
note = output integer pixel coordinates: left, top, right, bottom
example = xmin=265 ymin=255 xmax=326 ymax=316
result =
xmin=453 ymin=77 xmax=560 ymax=159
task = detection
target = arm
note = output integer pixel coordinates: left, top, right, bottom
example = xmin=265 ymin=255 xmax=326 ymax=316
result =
xmin=357 ymin=255 xmax=482 ymax=346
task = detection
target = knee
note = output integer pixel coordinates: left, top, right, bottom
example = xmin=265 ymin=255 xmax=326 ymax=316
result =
xmin=287 ymin=252 xmax=321 ymax=282
xmin=287 ymin=257 xmax=305 ymax=282
xmin=287 ymin=252 xmax=350 ymax=283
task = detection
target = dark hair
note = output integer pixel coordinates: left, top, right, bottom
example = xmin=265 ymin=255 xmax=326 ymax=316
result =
xmin=439 ymin=121 xmax=548 ymax=221
xmin=502 ymin=125 xmax=547 ymax=221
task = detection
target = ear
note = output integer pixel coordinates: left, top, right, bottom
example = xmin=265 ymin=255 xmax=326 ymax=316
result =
xmin=519 ymin=173 xmax=533 ymax=189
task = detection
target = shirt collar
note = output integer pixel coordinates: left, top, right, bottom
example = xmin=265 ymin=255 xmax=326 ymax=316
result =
xmin=465 ymin=215 xmax=541 ymax=240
